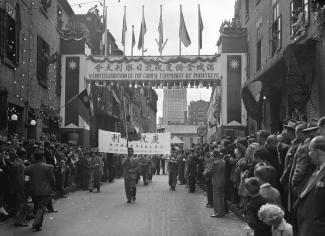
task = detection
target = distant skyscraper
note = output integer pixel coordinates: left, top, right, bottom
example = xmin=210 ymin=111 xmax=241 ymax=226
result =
xmin=162 ymin=89 xmax=187 ymax=124
xmin=188 ymin=100 xmax=209 ymax=125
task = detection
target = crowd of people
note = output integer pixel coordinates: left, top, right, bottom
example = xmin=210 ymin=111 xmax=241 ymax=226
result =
xmin=166 ymin=116 xmax=325 ymax=236
xmin=1 ymin=116 xmax=325 ymax=235
xmin=0 ymin=136 xmax=127 ymax=231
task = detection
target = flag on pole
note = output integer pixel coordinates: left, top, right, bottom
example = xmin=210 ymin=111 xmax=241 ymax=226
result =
xmin=179 ymin=5 xmax=191 ymax=47
xmin=132 ymin=26 xmax=136 ymax=48
xmin=198 ymin=5 xmax=204 ymax=50
xmin=121 ymin=6 xmax=127 ymax=46
xmin=158 ymin=6 xmax=164 ymax=53
xmin=138 ymin=8 xmax=147 ymax=50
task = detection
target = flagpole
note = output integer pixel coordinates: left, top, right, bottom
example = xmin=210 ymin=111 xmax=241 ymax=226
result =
xmin=198 ymin=4 xmax=200 ymax=56
xmin=179 ymin=5 xmax=182 ymax=56
xmin=123 ymin=6 xmax=126 ymax=56
xmin=103 ymin=0 xmax=108 ymax=57
xmin=142 ymin=5 xmax=145 ymax=57
xmin=131 ymin=25 xmax=134 ymax=56
xmin=160 ymin=5 xmax=162 ymax=56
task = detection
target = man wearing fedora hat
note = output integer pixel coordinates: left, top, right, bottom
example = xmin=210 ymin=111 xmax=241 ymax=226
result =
xmin=295 ymin=136 xmax=325 ymax=236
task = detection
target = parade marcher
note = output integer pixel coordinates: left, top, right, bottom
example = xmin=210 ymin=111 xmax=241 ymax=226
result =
xmin=0 ymin=139 xmax=9 ymax=217
xmin=295 ymin=136 xmax=325 ymax=236
xmin=140 ymin=155 xmax=150 ymax=185
xmin=122 ymin=148 xmax=140 ymax=203
xmin=161 ymin=155 xmax=166 ymax=175
xmin=25 ymin=148 xmax=56 ymax=231
xmin=87 ymin=148 xmax=101 ymax=193
xmin=168 ymin=149 xmax=179 ymax=191
xmin=156 ymin=155 xmax=161 ymax=175
xmin=187 ymin=148 xmax=197 ymax=193
xmin=178 ymin=150 xmax=186 ymax=185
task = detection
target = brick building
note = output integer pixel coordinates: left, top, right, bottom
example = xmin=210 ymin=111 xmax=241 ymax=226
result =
xmin=188 ymin=100 xmax=209 ymax=125
xmin=0 ymin=0 xmax=74 ymax=140
xmin=239 ymin=0 xmax=325 ymax=133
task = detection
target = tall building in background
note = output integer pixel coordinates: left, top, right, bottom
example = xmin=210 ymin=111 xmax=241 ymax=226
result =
xmin=188 ymin=100 xmax=209 ymax=125
xmin=162 ymin=89 xmax=187 ymax=124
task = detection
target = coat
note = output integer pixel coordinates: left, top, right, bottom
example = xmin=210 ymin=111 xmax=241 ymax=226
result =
xmin=122 ymin=156 xmax=140 ymax=187
xmin=210 ymin=158 xmax=225 ymax=187
xmin=25 ymin=162 xmax=56 ymax=197
xmin=245 ymin=195 xmax=272 ymax=236
xmin=288 ymin=140 xmax=315 ymax=210
xmin=296 ymin=166 xmax=325 ymax=236
xmin=9 ymin=158 xmax=25 ymax=196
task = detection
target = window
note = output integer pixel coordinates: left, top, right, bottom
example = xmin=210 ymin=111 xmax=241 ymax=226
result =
xmin=271 ymin=2 xmax=281 ymax=56
xmin=256 ymin=22 xmax=262 ymax=71
xmin=0 ymin=3 xmax=20 ymax=65
xmin=245 ymin=0 xmax=249 ymax=19
xmin=37 ymin=36 xmax=50 ymax=85
xmin=40 ymin=0 xmax=51 ymax=15
xmin=290 ymin=1 xmax=294 ymax=36
xmin=57 ymin=7 xmax=63 ymax=29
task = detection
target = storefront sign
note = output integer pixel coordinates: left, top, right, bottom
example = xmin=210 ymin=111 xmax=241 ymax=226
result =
xmin=85 ymin=56 xmax=220 ymax=83
xmin=98 ymin=129 xmax=171 ymax=155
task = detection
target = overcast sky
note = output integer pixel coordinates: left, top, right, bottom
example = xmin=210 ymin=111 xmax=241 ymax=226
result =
xmin=68 ymin=0 xmax=236 ymax=121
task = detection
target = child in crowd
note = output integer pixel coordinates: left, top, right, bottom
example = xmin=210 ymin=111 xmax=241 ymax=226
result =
xmin=258 ymin=203 xmax=293 ymax=236
xmin=244 ymin=177 xmax=272 ymax=236
xmin=254 ymin=165 xmax=282 ymax=206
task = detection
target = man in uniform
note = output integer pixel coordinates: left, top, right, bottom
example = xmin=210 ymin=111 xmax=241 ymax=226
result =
xmin=122 ymin=148 xmax=140 ymax=203
xmin=168 ymin=149 xmax=179 ymax=190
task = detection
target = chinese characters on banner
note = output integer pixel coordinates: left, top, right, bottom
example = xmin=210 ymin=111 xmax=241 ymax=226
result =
xmin=85 ymin=56 xmax=220 ymax=82
xmin=98 ymin=129 xmax=171 ymax=155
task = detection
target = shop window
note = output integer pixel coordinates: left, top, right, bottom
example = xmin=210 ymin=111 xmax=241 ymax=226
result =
xmin=37 ymin=36 xmax=50 ymax=86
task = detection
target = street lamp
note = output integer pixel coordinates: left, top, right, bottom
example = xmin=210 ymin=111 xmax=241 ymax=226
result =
xmin=11 ymin=114 xmax=18 ymax=121
xmin=30 ymin=119 xmax=36 ymax=126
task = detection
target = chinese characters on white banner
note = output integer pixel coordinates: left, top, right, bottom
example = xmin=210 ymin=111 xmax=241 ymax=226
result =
xmin=98 ymin=129 xmax=171 ymax=155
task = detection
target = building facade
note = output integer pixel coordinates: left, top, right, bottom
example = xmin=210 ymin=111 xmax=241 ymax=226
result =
xmin=188 ymin=100 xmax=209 ymax=125
xmin=0 ymin=0 xmax=74 ymax=140
xmin=239 ymin=0 xmax=325 ymax=133
xmin=162 ymin=88 xmax=187 ymax=125
xmin=157 ymin=124 xmax=202 ymax=150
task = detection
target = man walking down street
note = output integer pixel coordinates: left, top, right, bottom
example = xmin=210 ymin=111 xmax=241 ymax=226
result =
xmin=122 ymin=148 xmax=140 ymax=203
xmin=25 ymin=148 xmax=56 ymax=232
xmin=168 ymin=149 xmax=179 ymax=191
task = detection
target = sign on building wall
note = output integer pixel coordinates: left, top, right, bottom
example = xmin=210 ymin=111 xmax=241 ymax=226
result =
xmin=85 ymin=56 xmax=220 ymax=85
xmin=98 ymin=129 xmax=171 ymax=155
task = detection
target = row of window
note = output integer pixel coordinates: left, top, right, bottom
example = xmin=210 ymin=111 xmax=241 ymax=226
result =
xmin=254 ymin=0 xmax=310 ymax=72
xmin=1 ymin=2 xmax=64 ymax=89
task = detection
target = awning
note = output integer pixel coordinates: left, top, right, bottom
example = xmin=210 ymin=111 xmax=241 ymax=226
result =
xmin=171 ymin=136 xmax=184 ymax=144
xmin=251 ymin=55 xmax=287 ymax=88
xmin=283 ymin=39 xmax=316 ymax=111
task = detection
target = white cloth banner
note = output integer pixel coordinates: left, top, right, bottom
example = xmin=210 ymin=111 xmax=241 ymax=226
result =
xmin=98 ymin=129 xmax=171 ymax=155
